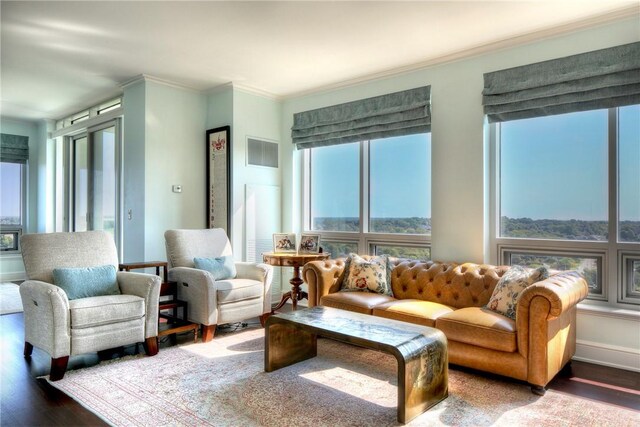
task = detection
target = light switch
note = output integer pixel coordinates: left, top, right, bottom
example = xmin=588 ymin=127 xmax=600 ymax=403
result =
xmin=172 ymin=185 xmax=182 ymax=193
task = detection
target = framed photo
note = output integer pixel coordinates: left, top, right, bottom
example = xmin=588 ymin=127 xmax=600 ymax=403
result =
xmin=273 ymin=233 xmax=297 ymax=253
xmin=299 ymin=233 xmax=321 ymax=254
xmin=206 ymin=126 xmax=231 ymax=238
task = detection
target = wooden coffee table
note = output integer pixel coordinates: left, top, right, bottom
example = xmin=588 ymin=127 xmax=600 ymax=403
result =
xmin=265 ymin=306 xmax=448 ymax=423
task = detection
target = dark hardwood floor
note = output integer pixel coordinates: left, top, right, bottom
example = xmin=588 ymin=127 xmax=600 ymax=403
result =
xmin=1 ymin=311 xmax=638 ymax=426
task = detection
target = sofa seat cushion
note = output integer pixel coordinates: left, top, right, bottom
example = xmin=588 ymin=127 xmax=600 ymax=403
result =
xmin=320 ymin=292 xmax=395 ymax=314
xmin=216 ymin=279 xmax=263 ymax=304
xmin=372 ymin=299 xmax=455 ymax=327
xmin=435 ymin=307 xmax=517 ymax=353
xmin=69 ymin=294 xmax=144 ymax=329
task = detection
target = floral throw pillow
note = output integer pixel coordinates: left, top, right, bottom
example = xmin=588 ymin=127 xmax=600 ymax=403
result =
xmin=340 ymin=253 xmax=392 ymax=296
xmin=486 ymin=265 xmax=549 ymax=320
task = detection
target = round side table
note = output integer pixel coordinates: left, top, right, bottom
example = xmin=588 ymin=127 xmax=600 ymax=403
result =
xmin=262 ymin=252 xmax=330 ymax=311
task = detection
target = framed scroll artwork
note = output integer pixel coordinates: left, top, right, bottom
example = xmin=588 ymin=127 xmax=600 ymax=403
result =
xmin=206 ymin=126 xmax=231 ymax=238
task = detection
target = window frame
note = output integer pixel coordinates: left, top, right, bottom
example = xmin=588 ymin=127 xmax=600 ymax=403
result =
xmin=0 ymin=161 xmax=27 ymax=253
xmin=303 ymin=136 xmax=431 ymax=259
xmin=489 ymin=107 xmax=640 ymax=308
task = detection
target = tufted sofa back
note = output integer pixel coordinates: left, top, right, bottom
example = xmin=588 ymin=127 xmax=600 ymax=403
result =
xmin=389 ymin=260 xmax=509 ymax=309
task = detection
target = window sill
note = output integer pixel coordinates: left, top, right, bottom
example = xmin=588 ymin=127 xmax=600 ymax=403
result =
xmin=577 ymin=303 xmax=640 ymax=321
xmin=0 ymin=252 xmax=22 ymax=258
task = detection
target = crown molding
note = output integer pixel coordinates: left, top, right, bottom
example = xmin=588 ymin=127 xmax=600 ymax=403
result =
xmin=284 ymin=5 xmax=640 ymax=100
xmin=119 ymin=74 xmax=200 ymax=93
xmin=205 ymin=82 xmax=281 ymax=100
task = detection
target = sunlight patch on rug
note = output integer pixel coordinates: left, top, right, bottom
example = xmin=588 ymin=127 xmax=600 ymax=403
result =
xmin=47 ymin=328 xmax=639 ymax=427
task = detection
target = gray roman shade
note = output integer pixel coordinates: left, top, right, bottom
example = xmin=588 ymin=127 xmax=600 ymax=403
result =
xmin=0 ymin=133 xmax=29 ymax=164
xmin=483 ymin=42 xmax=640 ymax=123
xmin=292 ymin=86 xmax=431 ymax=150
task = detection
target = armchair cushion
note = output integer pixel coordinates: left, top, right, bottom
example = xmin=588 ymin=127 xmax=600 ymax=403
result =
xmin=194 ymin=256 xmax=237 ymax=280
xmin=216 ymin=279 xmax=264 ymax=304
xmin=69 ymin=295 xmax=145 ymax=329
xmin=53 ymin=264 xmax=120 ymax=300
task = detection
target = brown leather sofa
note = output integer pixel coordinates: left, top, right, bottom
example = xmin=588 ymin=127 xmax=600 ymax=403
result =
xmin=302 ymin=258 xmax=589 ymax=394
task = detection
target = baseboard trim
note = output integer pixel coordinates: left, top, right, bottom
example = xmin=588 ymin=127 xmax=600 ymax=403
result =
xmin=574 ymin=339 xmax=640 ymax=372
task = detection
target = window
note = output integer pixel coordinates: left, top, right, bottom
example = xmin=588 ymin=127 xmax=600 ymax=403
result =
xmin=492 ymin=106 xmax=640 ymax=306
xmin=0 ymin=161 xmax=25 ymax=252
xmin=373 ymin=244 xmax=431 ymax=260
xmin=307 ymin=133 xmax=431 ymax=259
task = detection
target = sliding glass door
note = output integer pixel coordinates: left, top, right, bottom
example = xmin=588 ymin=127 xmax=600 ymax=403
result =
xmin=71 ymin=121 xmax=120 ymax=246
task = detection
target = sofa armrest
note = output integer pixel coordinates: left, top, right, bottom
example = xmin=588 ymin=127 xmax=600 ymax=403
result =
xmin=19 ymin=280 xmax=71 ymax=359
xmin=235 ymin=262 xmax=273 ymax=314
xmin=517 ymin=271 xmax=589 ymax=321
xmin=168 ymin=267 xmax=218 ymax=325
xmin=302 ymin=258 xmax=348 ymax=307
xmin=117 ymin=272 xmax=161 ymax=338
xmin=515 ymin=271 xmax=589 ymax=386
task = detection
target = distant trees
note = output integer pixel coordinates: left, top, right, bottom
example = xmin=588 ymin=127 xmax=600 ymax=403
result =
xmin=312 ymin=216 xmax=640 ymax=292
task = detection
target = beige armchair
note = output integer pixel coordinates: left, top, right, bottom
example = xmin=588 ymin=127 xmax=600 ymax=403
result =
xmin=164 ymin=228 xmax=273 ymax=341
xmin=20 ymin=231 xmax=161 ymax=381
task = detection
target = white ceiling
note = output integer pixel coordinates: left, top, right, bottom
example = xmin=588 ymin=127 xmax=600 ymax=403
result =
xmin=1 ymin=1 xmax=638 ymax=121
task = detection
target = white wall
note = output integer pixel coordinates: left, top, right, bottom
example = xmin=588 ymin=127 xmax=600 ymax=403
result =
xmin=205 ymin=86 xmax=282 ymax=261
xmin=231 ymin=89 xmax=282 ymax=260
xmin=122 ymin=78 xmax=208 ymax=263
xmin=281 ymin=17 xmax=640 ymax=370
xmin=122 ymin=81 xmax=147 ymax=263
xmin=143 ymin=81 xmax=208 ymax=262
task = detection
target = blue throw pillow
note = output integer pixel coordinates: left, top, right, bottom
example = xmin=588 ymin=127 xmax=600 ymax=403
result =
xmin=194 ymin=256 xmax=237 ymax=280
xmin=53 ymin=265 xmax=120 ymax=300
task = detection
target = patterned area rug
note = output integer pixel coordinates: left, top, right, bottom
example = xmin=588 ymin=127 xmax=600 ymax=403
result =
xmin=48 ymin=328 xmax=637 ymax=426
xmin=0 ymin=282 xmax=23 ymax=315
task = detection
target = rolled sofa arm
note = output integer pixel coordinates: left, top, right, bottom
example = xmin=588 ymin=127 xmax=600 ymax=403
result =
xmin=516 ymin=270 xmax=589 ymax=387
xmin=168 ymin=266 xmax=218 ymax=325
xmin=235 ymin=262 xmax=273 ymax=314
xmin=117 ymin=272 xmax=161 ymax=338
xmin=19 ymin=280 xmax=71 ymax=359
xmin=517 ymin=271 xmax=589 ymax=321
xmin=302 ymin=258 xmax=348 ymax=307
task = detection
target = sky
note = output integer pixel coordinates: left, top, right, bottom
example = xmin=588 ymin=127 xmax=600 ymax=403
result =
xmin=311 ymin=134 xmax=431 ymax=219
xmin=501 ymin=105 xmax=639 ymax=221
xmin=311 ymin=105 xmax=639 ymax=222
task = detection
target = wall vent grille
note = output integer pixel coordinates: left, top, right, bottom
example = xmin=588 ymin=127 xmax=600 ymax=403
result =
xmin=247 ymin=138 xmax=278 ymax=168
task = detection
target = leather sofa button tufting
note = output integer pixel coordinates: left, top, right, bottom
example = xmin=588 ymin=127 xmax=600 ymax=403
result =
xmin=436 ymin=292 xmax=441 ymax=298
xmin=465 ymin=282 xmax=470 ymax=287
xmin=472 ymin=297 xmax=478 ymax=303
xmin=402 ymin=286 xmax=408 ymax=292
xmin=418 ymin=289 xmax=423 ymax=294
xmin=446 ymin=280 xmax=451 ymax=285
xmin=484 ymin=285 xmax=490 ymax=290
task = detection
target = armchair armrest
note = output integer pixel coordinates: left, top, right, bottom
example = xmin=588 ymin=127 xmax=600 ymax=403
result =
xmin=117 ymin=272 xmax=161 ymax=338
xmin=302 ymin=259 xmax=348 ymax=307
xmin=168 ymin=267 xmax=218 ymax=325
xmin=235 ymin=262 xmax=273 ymax=314
xmin=19 ymin=280 xmax=70 ymax=359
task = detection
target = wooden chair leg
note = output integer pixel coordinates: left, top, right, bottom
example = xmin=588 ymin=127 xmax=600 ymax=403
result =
xmin=24 ymin=342 xmax=33 ymax=357
xmin=144 ymin=337 xmax=159 ymax=356
xmin=201 ymin=324 xmax=216 ymax=342
xmin=49 ymin=356 xmax=69 ymax=381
